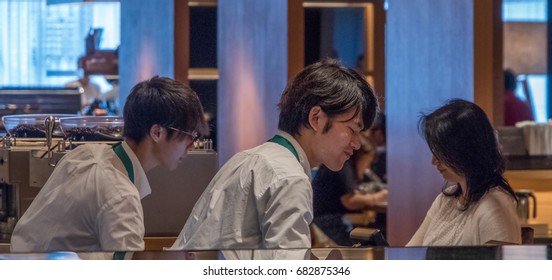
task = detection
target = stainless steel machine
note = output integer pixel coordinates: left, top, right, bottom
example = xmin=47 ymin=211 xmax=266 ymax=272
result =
xmin=0 ymin=115 xmax=218 ymax=242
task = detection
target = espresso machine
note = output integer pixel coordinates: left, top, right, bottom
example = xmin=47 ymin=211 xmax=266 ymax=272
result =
xmin=0 ymin=114 xmax=218 ymax=242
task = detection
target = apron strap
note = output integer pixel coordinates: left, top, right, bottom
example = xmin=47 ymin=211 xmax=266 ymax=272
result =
xmin=112 ymin=251 xmax=126 ymax=260
xmin=113 ymin=142 xmax=135 ymax=184
xmin=268 ymin=135 xmax=300 ymax=162
xmin=111 ymin=142 xmax=135 ymax=260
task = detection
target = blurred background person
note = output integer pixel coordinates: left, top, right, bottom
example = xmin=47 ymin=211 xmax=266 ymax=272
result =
xmin=504 ymin=69 xmax=534 ymax=126
xmin=312 ymin=132 xmax=388 ymax=246
xmin=65 ymin=57 xmax=101 ymax=110
xmin=365 ymin=112 xmax=386 ymax=183
xmin=65 ymin=73 xmax=101 ymax=110
xmin=84 ymin=76 xmax=120 ymax=116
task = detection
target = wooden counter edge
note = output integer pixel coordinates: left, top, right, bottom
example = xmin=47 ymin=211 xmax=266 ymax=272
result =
xmin=143 ymin=236 xmax=177 ymax=251
xmin=504 ymin=169 xmax=552 ymax=192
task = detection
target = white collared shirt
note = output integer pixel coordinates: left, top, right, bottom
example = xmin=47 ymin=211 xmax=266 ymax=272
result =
xmin=11 ymin=142 xmax=151 ymax=252
xmin=170 ymin=131 xmax=313 ymax=254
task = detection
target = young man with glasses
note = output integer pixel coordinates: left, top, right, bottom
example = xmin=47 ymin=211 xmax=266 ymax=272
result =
xmin=171 ymin=59 xmax=379 ymax=258
xmin=11 ymin=76 xmax=207 ymax=253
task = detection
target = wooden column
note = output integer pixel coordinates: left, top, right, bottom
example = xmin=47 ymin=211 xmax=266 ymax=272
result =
xmin=386 ymin=0 xmax=502 ymax=246
xmin=174 ymin=0 xmax=190 ymax=84
xmin=373 ymin=0 xmax=386 ymax=109
xmin=548 ymin=0 xmax=552 ymax=118
xmin=217 ymin=0 xmax=303 ymax=165
xmin=474 ymin=0 xmax=503 ymax=125
xmin=288 ymin=0 xmax=305 ymax=79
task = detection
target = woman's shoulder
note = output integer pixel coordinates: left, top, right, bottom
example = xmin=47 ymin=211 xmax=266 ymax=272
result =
xmin=478 ymin=187 xmax=517 ymax=208
xmin=486 ymin=187 xmax=515 ymax=198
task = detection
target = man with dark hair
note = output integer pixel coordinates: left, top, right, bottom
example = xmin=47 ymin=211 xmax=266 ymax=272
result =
xmin=171 ymin=59 xmax=379 ymax=255
xmin=504 ymin=69 xmax=533 ymax=126
xmin=11 ymin=76 xmax=207 ymax=252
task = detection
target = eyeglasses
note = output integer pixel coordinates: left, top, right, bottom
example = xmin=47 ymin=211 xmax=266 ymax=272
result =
xmin=167 ymin=126 xmax=199 ymax=141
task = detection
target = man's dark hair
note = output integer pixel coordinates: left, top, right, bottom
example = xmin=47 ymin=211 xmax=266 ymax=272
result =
xmin=371 ymin=112 xmax=386 ymax=136
xmin=504 ymin=69 xmax=517 ymax=91
xmin=278 ymin=58 xmax=379 ymax=135
xmin=123 ymin=76 xmax=207 ymax=143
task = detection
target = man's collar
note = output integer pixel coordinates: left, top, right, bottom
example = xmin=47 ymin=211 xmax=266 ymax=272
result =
xmin=276 ymin=131 xmax=312 ymax=181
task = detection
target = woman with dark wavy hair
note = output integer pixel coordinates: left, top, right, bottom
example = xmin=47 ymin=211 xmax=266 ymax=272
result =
xmin=407 ymin=99 xmax=520 ymax=246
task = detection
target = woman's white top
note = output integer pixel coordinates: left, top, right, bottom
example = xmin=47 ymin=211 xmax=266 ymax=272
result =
xmin=407 ymin=186 xmax=521 ymax=246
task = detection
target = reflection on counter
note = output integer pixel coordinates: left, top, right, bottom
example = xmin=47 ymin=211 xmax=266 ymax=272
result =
xmin=134 ymin=246 xmax=552 ymax=260
xmin=3 ymin=246 xmax=551 ymax=260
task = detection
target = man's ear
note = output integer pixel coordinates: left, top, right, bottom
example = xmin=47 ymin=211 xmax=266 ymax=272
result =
xmin=149 ymin=124 xmax=162 ymax=143
xmin=308 ymin=106 xmax=323 ymax=132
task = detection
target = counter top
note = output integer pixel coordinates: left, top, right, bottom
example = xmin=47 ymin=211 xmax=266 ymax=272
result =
xmin=0 ymin=243 xmax=9 ymax=253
